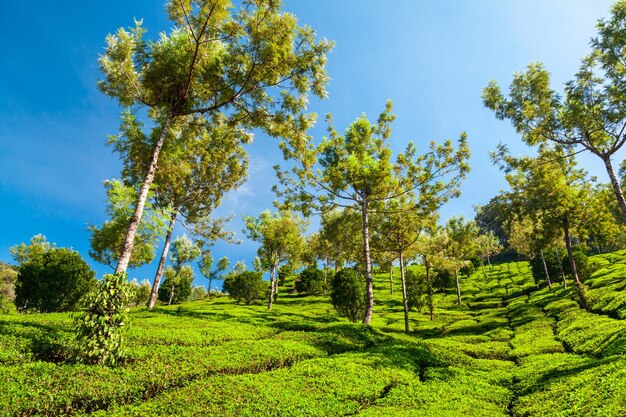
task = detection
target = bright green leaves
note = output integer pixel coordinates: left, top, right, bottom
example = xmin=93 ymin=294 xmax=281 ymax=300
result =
xmin=243 ymin=210 xmax=305 ymax=271
xmin=73 ymin=273 xmax=132 ymax=366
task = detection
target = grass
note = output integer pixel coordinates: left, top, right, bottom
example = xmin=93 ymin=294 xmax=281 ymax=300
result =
xmin=1 ymin=254 xmax=626 ymax=416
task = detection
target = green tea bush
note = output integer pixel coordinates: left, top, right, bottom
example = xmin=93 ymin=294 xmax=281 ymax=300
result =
xmin=329 ymin=269 xmax=365 ymax=322
xmin=295 ymin=266 xmax=325 ymax=295
xmin=15 ymin=248 xmax=95 ymax=312
xmin=73 ymin=273 xmax=132 ymax=366
xmin=223 ymin=271 xmax=267 ymax=305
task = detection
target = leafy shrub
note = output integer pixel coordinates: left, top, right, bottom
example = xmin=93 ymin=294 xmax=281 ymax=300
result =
xmin=329 ymin=269 xmax=365 ymax=322
xmin=189 ymin=286 xmax=208 ymax=301
xmin=406 ymin=268 xmax=426 ymax=311
xmin=15 ymin=247 xmax=96 ymax=312
xmin=223 ymin=271 xmax=267 ymax=305
xmin=433 ymin=268 xmax=453 ymax=292
xmin=295 ymin=266 xmax=325 ymax=295
xmin=128 ymin=279 xmax=151 ymax=307
xmin=158 ymin=266 xmax=193 ymax=304
xmin=73 ymin=273 xmax=132 ymax=366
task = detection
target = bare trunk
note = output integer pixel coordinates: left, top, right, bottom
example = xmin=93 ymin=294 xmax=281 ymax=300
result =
xmin=116 ymin=111 xmax=174 ymax=275
xmin=603 ymin=155 xmax=626 ymax=221
xmin=389 ymin=263 xmax=394 ymax=295
xmin=268 ymin=263 xmax=276 ymax=310
xmin=480 ymin=259 xmax=486 ymax=278
xmin=361 ymin=198 xmax=374 ymax=325
xmin=148 ymin=210 xmax=177 ymax=308
xmin=540 ymin=249 xmax=552 ymax=290
xmin=563 ymin=217 xmax=590 ymax=311
xmin=168 ymin=284 xmax=175 ymax=305
xmin=399 ymin=252 xmax=410 ymax=333
xmin=487 ymin=254 xmax=492 ymax=271
xmin=455 ymin=268 xmax=462 ymax=305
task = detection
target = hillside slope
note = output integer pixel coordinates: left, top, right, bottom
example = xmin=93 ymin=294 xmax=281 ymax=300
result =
xmin=2 ymin=252 xmax=626 ymax=416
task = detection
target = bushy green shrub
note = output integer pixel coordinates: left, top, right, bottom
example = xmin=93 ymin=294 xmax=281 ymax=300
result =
xmin=223 ymin=271 xmax=267 ymax=305
xmin=433 ymin=268 xmax=453 ymax=292
xmin=73 ymin=273 xmax=132 ymax=366
xmin=15 ymin=247 xmax=96 ymax=312
xmin=189 ymin=286 xmax=208 ymax=301
xmin=158 ymin=266 xmax=193 ymax=304
xmin=295 ymin=267 xmax=325 ymax=295
xmin=329 ymin=269 xmax=365 ymax=322
xmin=406 ymin=269 xmax=426 ymax=311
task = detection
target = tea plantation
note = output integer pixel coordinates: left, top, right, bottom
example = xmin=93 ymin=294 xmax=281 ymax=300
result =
xmin=2 ymin=251 xmax=626 ymax=416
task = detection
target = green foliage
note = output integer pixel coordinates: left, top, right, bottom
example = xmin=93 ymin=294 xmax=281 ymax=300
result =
xmin=222 ymin=271 xmax=267 ymax=305
xmin=7 ymin=247 xmax=626 ymax=416
xmin=89 ymin=180 xmax=166 ymax=269
xmin=295 ymin=266 xmax=326 ymax=295
xmin=529 ymin=249 xmax=562 ymax=285
xmin=73 ymin=273 xmax=132 ymax=366
xmin=14 ymin=246 xmax=96 ymax=313
xmin=128 ymin=279 xmax=151 ymax=307
xmin=562 ymin=247 xmax=591 ymax=281
xmin=406 ymin=268 xmax=426 ymax=311
xmin=189 ymin=286 xmax=208 ymax=301
xmin=0 ymin=263 xmax=17 ymax=313
xmin=329 ymin=269 xmax=365 ymax=322
xmin=158 ymin=266 xmax=194 ymax=304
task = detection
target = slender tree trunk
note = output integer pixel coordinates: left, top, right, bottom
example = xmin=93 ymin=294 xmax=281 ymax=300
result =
xmin=563 ymin=217 xmax=590 ymax=311
xmin=148 ymin=210 xmax=177 ymax=308
xmin=115 ymin=111 xmax=175 ymax=275
xmin=399 ymin=251 xmax=410 ymax=333
xmin=361 ymin=198 xmax=375 ymax=325
xmin=602 ymin=154 xmax=626 ymax=221
xmin=273 ymin=265 xmax=279 ymax=302
xmin=455 ymin=268 xmax=462 ymax=305
xmin=389 ymin=263 xmax=394 ymax=295
xmin=480 ymin=258 xmax=486 ymax=279
xmin=555 ymin=245 xmax=567 ymax=288
xmin=268 ymin=263 xmax=276 ymax=310
xmin=168 ymin=284 xmax=175 ymax=305
xmin=487 ymin=254 xmax=492 ymax=271
xmin=540 ymin=249 xmax=552 ymax=290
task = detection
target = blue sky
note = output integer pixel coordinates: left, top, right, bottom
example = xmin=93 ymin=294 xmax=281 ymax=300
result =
xmin=0 ymin=0 xmax=619 ymax=285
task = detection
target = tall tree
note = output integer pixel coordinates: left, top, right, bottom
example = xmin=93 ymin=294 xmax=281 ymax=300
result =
xmin=492 ymin=145 xmax=592 ymax=310
xmin=474 ymin=231 xmax=502 ymax=276
xmin=444 ymin=216 xmax=478 ymax=305
xmin=110 ymin=113 xmax=249 ymax=308
xmin=243 ymin=210 xmax=305 ymax=310
xmin=483 ymin=0 xmax=626 ymax=222
xmin=416 ymin=228 xmax=449 ymax=320
xmin=198 ymin=252 xmax=229 ymax=293
xmin=276 ymin=102 xmax=470 ymax=324
xmin=99 ymin=0 xmax=332 ymax=275
xmin=158 ymin=234 xmax=201 ymax=305
xmin=373 ymin=196 xmax=426 ymax=333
